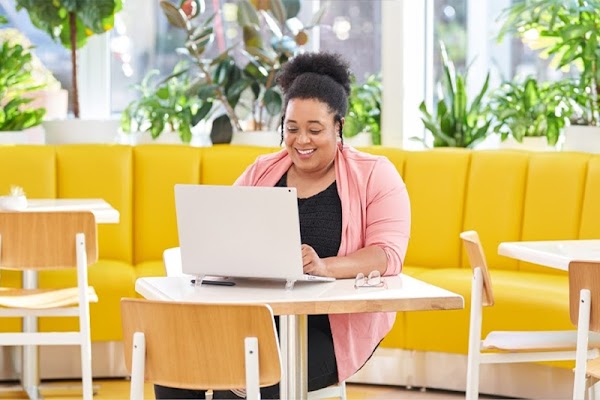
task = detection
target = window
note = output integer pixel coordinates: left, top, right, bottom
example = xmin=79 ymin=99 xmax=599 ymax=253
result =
xmin=110 ymin=0 xmax=383 ymax=114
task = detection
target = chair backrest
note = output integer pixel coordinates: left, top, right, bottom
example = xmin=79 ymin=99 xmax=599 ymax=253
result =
xmin=0 ymin=211 xmax=97 ymax=270
xmin=569 ymin=261 xmax=600 ymax=332
xmin=162 ymin=247 xmax=186 ymax=277
xmin=120 ymin=298 xmax=282 ymax=390
xmin=460 ymin=231 xmax=494 ymax=306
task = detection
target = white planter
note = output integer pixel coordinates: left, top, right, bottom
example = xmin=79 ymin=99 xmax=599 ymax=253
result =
xmin=0 ymin=126 xmax=45 ymax=144
xmin=118 ymin=130 xmax=212 ymax=147
xmin=562 ymin=125 xmax=600 ymax=153
xmin=498 ymin=136 xmax=557 ymax=151
xmin=344 ymin=131 xmax=373 ymax=148
xmin=42 ymin=118 xmax=121 ymax=144
xmin=476 ymin=135 xmax=557 ymax=151
xmin=230 ymin=130 xmax=281 ymax=147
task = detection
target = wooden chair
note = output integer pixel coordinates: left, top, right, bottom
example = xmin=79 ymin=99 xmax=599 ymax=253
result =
xmin=569 ymin=261 xmax=600 ymax=400
xmin=0 ymin=211 xmax=98 ymax=400
xmin=121 ymin=298 xmax=281 ymax=400
xmin=461 ymin=231 xmax=600 ymax=400
xmin=162 ymin=247 xmax=348 ymax=399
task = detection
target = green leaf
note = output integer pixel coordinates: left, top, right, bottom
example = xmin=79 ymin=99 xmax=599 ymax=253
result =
xmin=191 ymin=101 xmax=213 ymax=126
xmin=243 ymin=25 xmax=263 ymax=48
xmin=263 ymin=88 xmax=282 ymax=115
xmin=160 ymin=1 xmax=188 ymax=29
xmin=269 ymin=0 xmax=287 ymax=26
xmin=523 ymin=78 xmax=539 ymax=109
xmin=237 ymin=0 xmax=260 ymax=27
xmin=227 ymin=78 xmax=250 ymax=99
xmin=281 ymin=0 xmax=300 ymax=19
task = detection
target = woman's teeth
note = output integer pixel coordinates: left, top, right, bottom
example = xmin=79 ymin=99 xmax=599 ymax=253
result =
xmin=297 ymin=149 xmax=315 ymax=155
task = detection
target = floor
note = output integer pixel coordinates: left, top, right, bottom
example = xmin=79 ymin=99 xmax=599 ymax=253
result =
xmin=0 ymin=379 xmax=509 ymax=400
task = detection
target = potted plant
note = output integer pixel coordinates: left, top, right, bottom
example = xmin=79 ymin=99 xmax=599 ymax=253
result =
xmin=418 ymin=42 xmax=492 ymax=148
xmin=487 ymin=77 xmax=573 ymax=151
xmin=158 ymin=0 xmax=326 ymax=145
xmin=497 ymin=0 xmax=600 ymax=152
xmin=344 ymin=73 xmax=382 ymax=146
xmin=0 ymin=26 xmax=67 ymax=120
xmin=0 ymin=16 xmax=46 ymax=144
xmin=15 ymin=0 xmax=121 ymax=118
xmin=119 ymin=61 xmax=212 ymax=146
xmin=14 ymin=0 xmax=122 ymax=144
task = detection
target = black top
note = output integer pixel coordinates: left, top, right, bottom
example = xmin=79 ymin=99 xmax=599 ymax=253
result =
xmin=276 ymin=172 xmax=342 ymax=258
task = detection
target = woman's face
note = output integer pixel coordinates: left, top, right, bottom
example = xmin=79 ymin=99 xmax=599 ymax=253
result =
xmin=283 ymin=98 xmax=340 ymax=175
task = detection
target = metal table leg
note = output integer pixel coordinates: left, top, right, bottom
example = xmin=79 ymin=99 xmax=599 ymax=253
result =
xmin=22 ymin=270 xmax=41 ymax=400
xmin=279 ymin=314 xmax=308 ymax=400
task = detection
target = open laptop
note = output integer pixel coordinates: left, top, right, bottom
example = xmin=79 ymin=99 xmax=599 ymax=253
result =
xmin=174 ymin=184 xmax=335 ymax=289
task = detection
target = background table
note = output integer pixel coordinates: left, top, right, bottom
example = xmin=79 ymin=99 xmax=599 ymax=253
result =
xmin=136 ymin=274 xmax=464 ymax=399
xmin=23 ymin=199 xmax=120 ymax=224
xmin=498 ymin=240 xmax=600 ymax=271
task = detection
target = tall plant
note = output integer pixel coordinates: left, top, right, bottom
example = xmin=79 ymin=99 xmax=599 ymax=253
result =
xmin=498 ymin=0 xmax=600 ymax=126
xmin=15 ymin=0 xmax=122 ymax=118
xmin=160 ymin=0 xmax=326 ymax=133
xmin=418 ymin=42 xmax=492 ymax=148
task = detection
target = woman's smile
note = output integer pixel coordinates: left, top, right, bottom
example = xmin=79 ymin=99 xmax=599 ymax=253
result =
xmin=296 ymin=148 xmax=316 ymax=158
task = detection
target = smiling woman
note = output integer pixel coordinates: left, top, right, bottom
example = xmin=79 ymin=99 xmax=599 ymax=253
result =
xmin=218 ymin=51 xmax=411 ymax=400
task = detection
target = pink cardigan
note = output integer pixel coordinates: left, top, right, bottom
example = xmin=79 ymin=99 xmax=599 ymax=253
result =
xmin=234 ymin=144 xmax=411 ymax=381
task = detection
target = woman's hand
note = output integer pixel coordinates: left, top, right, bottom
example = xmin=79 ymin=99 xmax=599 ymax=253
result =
xmin=302 ymin=244 xmax=329 ymax=277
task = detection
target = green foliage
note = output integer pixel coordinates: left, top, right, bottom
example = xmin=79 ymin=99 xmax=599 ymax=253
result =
xmin=15 ymin=0 xmax=122 ymax=49
xmin=0 ymin=33 xmax=46 ymax=131
xmin=15 ymin=0 xmax=121 ymax=117
xmin=418 ymin=42 xmax=492 ymax=148
xmin=159 ymin=0 xmax=326 ymax=133
xmin=488 ymin=77 xmax=573 ymax=146
xmin=120 ymin=62 xmax=211 ymax=143
xmin=345 ymin=74 xmax=382 ymax=145
xmin=498 ymin=0 xmax=600 ymax=126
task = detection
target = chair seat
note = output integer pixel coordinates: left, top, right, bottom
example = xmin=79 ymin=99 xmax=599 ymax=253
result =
xmin=483 ymin=330 xmax=600 ymax=351
xmin=587 ymin=357 xmax=600 ymax=379
xmin=0 ymin=286 xmax=98 ymax=309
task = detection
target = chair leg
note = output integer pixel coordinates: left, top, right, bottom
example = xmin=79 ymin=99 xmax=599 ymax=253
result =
xmin=130 ymin=332 xmax=146 ymax=400
xmin=574 ymin=289 xmax=592 ymax=400
xmin=80 ymin=336 xmax=93 ymax=400
xmin=339 ymin=380 xmax=347 ymax=400
xmin=466 ymin=268 xmax=484 ymax=400
xmin=76 ymin=233 xmax=93 ymax=400
xmin=245 ymin=337 xmax=260 ymax=400
xmin=589 ymin=376 xmax=600 ymax=400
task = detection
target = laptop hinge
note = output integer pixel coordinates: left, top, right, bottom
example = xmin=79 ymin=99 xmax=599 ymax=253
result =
xmin=285 ymin=280 xmax=296 ymax=291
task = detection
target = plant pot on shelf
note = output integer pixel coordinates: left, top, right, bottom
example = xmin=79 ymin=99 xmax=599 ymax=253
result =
xmin=117 ymin=130 xmax=212 ymax=147
xmin=562 ymin=125 xmax=600 ymax=153
xmin=230 ymin=130 xmax=281 ymax=147
xmin=0 ymin=126 xmax=45 ymax=145
xmin=344 ymin=131 xmax=373 ymax=148
xmin=42 ymin=118 xmax=121 ymax=144
xmin=498 ymin=136 xmax=558 ymax=151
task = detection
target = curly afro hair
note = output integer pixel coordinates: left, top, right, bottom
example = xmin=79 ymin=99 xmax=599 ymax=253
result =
xmin=277 ymin=51 xmax=352 ymax=118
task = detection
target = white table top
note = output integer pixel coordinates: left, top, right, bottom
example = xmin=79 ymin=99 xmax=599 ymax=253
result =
xmin=135 ymin=274 xmax=464 ymax=315
xmin=17 ymin=199 xmax=120 ymax=224
xmin=498 ymin=239 xmax=600 ymax=271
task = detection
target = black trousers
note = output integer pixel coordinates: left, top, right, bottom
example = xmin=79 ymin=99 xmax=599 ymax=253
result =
xmin=154 ymin=314 xmax=338 ymax=399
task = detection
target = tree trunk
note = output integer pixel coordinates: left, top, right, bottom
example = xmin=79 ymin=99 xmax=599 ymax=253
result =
xmin=69 ymin=12 xmax=79 ymax=118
